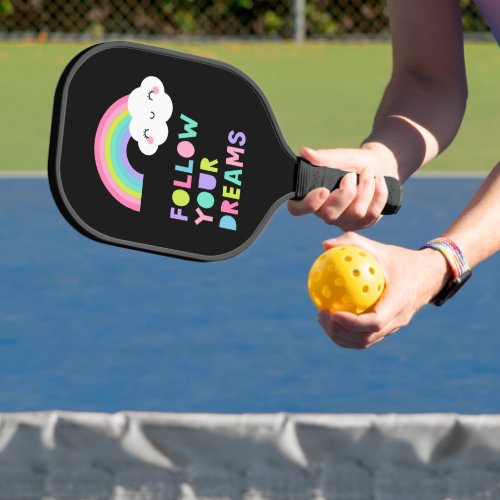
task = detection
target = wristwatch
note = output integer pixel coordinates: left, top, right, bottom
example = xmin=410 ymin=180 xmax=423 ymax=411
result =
xmin=421 ymin=238 xmax=472 ymax=306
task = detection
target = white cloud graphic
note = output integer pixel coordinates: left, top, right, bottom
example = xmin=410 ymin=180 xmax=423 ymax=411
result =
xmin=128 ymin=76 xmax=173 ymax=156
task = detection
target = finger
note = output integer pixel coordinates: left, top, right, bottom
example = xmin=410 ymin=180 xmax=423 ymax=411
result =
xmin=319 ymin=309 xmax=392 ymax=349
xmin=298 ymin=146 xmax=323 ymax=165
xmin=323 ymin=171 xmax=390 ymax=231
xmin=319 ymin=311 xmax=371 ymax=348
xmin=330 ymin=324 xmax=372 ymax=348
xmin=339 ymin=213 xmax=383 ymax=232
xmin=299 ymin=147 xmax=367 ymax=171
xmin=329 ymin=327 xmax=380 ymax=349
xmin=364 ymin=335 xmax=386 ymax=348
xmin=317 ymin=310 xmax=333 ymax=330
xmin=364 ymin=174 xmax=389 ymax=223
xmin=331 ymin=316 xmax=391 ymax=349
xmin=288 ymin=187 xmax=330 ymax=216
xmin=332 ymin=290 xmax=402 ymax=339
xmin=330 ymin=311 xmax=385 ymax=335
xmin=316 ymin=172 xmax=357 ymax=224
xmin=331 ymin=336 xmax=364 ymax=349
xmin=385 ymin=328 xmax=400 ymax=337
xmin=361 ymin=328 xmax=399 ymax=348
xmin=330 ymin=316 xmax=376 ymax=342
xmin=322 ymin=325 xmax=365 ymax=349
xmin=342 ymin=164 xmax=376 ymax=221
xmin=368 ymin=288 xmax=411 ymax=335
xmin=322 ymin=231 xmax=369 ymax=251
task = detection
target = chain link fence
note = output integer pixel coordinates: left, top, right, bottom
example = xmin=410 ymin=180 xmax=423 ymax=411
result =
xmin=0 ymin=0 xmax=491 ymax=40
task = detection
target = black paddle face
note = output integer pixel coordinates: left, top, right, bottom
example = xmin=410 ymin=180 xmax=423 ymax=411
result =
xmin=49 ymin=42 xmax=296 ymax=261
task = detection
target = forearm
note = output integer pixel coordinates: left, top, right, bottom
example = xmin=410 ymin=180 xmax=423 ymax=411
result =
xmin=360 ymin=0 xmax=467 ymax=183
xmin=362 ymin=73 xmax=467 ymax=182
xmin=441 ymin=162 xmax=500 ymax=267
xmin=418 ymin=162 xmax=500 ymax=302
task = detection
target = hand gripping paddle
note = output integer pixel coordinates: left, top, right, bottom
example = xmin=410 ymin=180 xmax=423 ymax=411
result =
xmin=49 ymin=41 xmax=401 ymax=262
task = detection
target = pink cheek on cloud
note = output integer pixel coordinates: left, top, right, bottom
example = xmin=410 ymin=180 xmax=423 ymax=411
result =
xmin=147 ymin=137 xmax=154 ymax=145
xmin=152 ymin=86 xmax=159 ymax=94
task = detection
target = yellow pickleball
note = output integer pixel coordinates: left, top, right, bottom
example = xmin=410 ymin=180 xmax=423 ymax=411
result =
xmin=308 ymin=245 xmax=385 ymax=314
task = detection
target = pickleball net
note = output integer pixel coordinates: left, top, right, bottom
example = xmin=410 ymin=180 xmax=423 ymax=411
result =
xmin=1 ymin=412 xmax=500 ymax=499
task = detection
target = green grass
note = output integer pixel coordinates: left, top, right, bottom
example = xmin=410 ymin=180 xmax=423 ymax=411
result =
xmin=0 ymin=41 xmax=497 ymax=172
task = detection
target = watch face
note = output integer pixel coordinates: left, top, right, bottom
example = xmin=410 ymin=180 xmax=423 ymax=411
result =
xmin=49 ymin=42 xmax=295 ymax=262
xmin=433 ymin=269 xmax=472 ymax=306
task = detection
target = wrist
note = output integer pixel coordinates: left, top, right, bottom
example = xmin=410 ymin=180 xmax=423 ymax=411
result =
xmin=420 ymin=238 xmax=472 ymax=306
xmin=417 ymin=248 xmax=453 ymax=304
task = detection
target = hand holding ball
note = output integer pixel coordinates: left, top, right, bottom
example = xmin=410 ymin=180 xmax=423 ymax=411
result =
xmin=308 ymin=245 xmax=385 ymax=314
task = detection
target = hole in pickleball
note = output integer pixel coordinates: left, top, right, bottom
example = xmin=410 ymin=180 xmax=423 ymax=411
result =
xmin=378 ymin=284 xmax=382 ymax=291
xmin=369 ymin=267 xmax=376 ymax=275
xmin=356 ymin=306 xmax=366 ymax=314
xmin=322 ymin=286 xmax=332 ymax=299
xmin=344 ymin=256 xmax=352 ymax=262
xmin=352 ymin=269 xmax=360 ymax=277
xmin=359 ymin=252 xmax=367 ymax=257
xmin=362 ymin=285 xmax=369 ymax=293
xmin=342 ymin=295 xmax=351 ymax=304
xmin=313 ymin=271 xmax=321 ymax=282
xmin=313 ymin=294 xmax=322 ymax=307
xmin=334 ymin=277 xmax=344 ymax=287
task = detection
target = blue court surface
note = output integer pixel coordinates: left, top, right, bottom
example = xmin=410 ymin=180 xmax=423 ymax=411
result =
xmin=0 ymin=176 xmax=498 ymax=413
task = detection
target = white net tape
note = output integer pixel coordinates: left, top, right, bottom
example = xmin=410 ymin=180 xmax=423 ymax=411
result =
xmin=0 ymin=412 xmax=500 ymax=499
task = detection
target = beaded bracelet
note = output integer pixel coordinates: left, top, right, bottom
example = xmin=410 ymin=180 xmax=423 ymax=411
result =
xmin=421 ymin=238 xmax=470 ymax=278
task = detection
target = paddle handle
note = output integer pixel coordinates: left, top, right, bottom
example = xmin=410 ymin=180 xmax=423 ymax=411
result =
xmin=293 ymin=157 xmax=402 ymax=215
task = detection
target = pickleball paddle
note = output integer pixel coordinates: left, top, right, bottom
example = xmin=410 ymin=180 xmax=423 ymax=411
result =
xmin=49 ymin=41 xmax=401 ymax=262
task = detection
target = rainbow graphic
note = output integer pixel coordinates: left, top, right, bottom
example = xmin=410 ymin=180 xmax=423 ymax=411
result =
xmin=94 ymin=96 xmax=143 ymax=211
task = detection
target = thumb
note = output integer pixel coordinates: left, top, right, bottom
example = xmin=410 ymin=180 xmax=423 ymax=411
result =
xmin=322 ymin=231 xmax=368 ymax=250
xmin=299 ymin=147 xmax=365 ymax=170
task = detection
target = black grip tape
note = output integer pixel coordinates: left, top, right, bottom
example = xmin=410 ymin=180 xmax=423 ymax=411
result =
xmin=293 ymin=157 xmax=402 ymax=215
